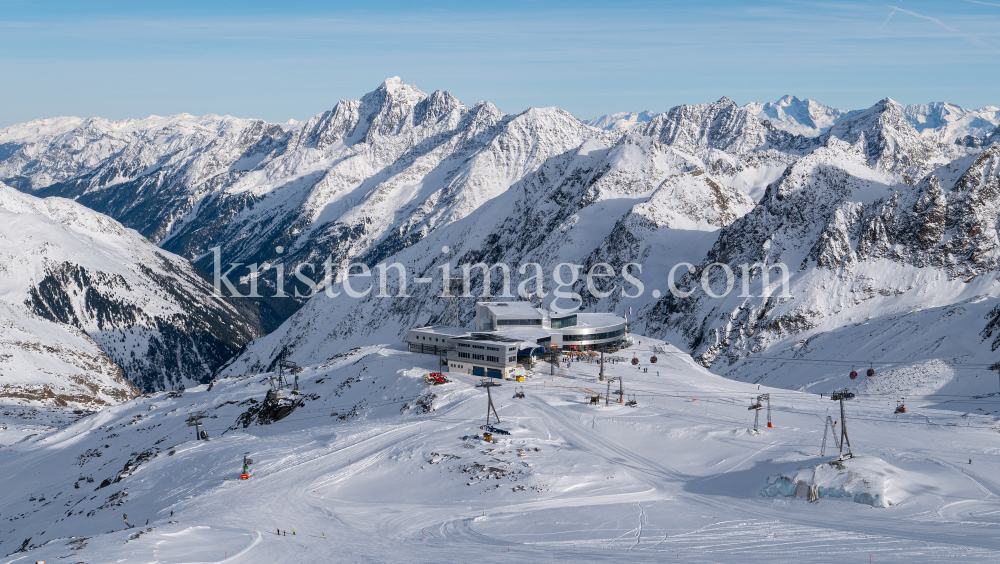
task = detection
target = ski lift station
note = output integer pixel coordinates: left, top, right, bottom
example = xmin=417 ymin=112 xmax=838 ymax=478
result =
xmin=407 ymin=301 xmax=627 ymax=378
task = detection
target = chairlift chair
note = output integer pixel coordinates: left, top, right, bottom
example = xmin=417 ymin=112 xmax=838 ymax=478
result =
xmin=512 ymin=386 xmax=525 ymax=399
xmin=625 ymin=394 xmax=638 ymax=408
xmin=894 ymin=399 xmax=906 ymax=414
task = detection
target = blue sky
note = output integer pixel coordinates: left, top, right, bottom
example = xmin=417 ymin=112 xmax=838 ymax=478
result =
xmin=1 ymin=0 xmax=999 ymax=127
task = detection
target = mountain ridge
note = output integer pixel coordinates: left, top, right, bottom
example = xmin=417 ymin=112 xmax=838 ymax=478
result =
xmin=1 ymin=79 xmax=999 ymax=402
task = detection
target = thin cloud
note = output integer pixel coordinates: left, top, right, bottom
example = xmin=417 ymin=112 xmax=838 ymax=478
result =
xmin=964 ymin=0 xmax=1000 ymax=7
xmin=876 ymin=9 xmax=895 ymax=30
xmin=886 ymin=5 xmax=961 ymax=33
xmin=886 ymin=4 xmax=991 ymax=47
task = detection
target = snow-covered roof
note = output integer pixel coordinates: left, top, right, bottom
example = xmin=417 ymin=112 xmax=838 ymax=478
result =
xmin=479 ymin=301 xmax=545 ymax=318
xmin=574 ymin=312 xmax=627 ymax=329
xmin=490 ymin=326 xmax=553 ymax=343
xmin=409 ymin=325 xmax=472 ymax=337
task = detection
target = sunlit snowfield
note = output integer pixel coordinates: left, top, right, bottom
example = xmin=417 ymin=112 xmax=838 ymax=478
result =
xmin=5 ymin=338 xmax=1000 ymax=563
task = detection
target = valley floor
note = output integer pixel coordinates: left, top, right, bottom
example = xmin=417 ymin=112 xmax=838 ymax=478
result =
xmin=5 ymin=338 xmax=1000 ymax=563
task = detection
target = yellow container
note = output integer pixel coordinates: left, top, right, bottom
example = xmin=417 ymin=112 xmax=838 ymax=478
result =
xmin=516 ymin=376 xmax=525 ymax=382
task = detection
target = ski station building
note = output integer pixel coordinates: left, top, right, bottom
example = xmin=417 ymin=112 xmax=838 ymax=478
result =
xmin=406 ymin=301 xmax=628 ymax=378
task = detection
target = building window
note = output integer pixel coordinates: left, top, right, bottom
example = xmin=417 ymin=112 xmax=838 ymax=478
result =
xmin=508 ymin=356 xmax=516 ymax=362
xmin=496 ymin=318 xmax=542 ymax=326
xmin=486 ymin=355 xmax=499 ymax=362
xmin=472 ymin=354 xmax=485 ymax=360
xmin=458 ymin=352 xmax=471 ymax=359
xmin=562 ymin=328 xmax=624 ymax=342
xmin=551 ymin=315 xmax=577 ymax=329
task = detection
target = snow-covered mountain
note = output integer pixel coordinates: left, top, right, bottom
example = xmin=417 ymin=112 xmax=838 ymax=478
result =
xmin=0 ymin=183 xmax=261 ymax=400
xmin=216 ymin=127 xmax=756 ymax=375
xmin=820 ymin=97 xmax=953 ymax=176
xmin=582 ymin=110 xmax=659 ymax=130
xmin=745 ymin=95 xmax=860 ymax=137
xmin=641 ymin=138 xmax=1000 ymax=395
xmin=903 ymin=102 xmax=1000 ymax=145
xmin=2 ymin=78 xmax=1000 ymax=400
xmin=215 ymin=84 xmax=1000 ymax=401
xmin=588 ymin=96 xmax=999 ymax=142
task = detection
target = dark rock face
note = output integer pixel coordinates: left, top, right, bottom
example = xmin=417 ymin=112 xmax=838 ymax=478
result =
xmin=25 ymin=259 xmax=262 ymax=393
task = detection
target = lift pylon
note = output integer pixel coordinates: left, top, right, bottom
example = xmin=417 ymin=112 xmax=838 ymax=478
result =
xmin=830 ymin=389 xmax=856 ymax=459
xmin=748 ymin=397 xmax=763 ymax=434
xmin=605 ymin=376 xmax=622 ymax=406
xmin=476 ymin=379 xmax=502 ymax=425
xmin=186 ymin=411 xmax=206 ymax=441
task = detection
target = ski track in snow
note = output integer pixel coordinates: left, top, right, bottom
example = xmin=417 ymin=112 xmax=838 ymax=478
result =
xmin=6 ymin=338 xmax=1000 ymax=562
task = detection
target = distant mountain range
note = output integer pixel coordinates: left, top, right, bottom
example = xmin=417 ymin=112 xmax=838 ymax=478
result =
xmin=2 ymin=78 xmax=1000 ymax=403
xmin=585 ymin=95 xmax=1000 ymax=144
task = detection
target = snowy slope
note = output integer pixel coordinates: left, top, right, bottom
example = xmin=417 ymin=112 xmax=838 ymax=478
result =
xmin=0 ymin=183 xmax=261 ymax=397
xmin=0 ymin=300 xmax=136 ymax=408
xmin=7 ymin=337 xmax=1000 ymax=562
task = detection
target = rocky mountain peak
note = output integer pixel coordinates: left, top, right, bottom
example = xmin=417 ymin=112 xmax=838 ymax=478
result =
xmin=377 ymin=76 xmax=427 ymax=104
xmin=714 ymin=96 xmax=738 ymax=108
xmin=823 ymin=97 xmax=941 ymax=174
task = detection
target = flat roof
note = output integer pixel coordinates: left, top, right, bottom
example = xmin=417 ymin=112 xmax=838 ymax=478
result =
xmin=572 ymin=312 xmax=627 ymax=329
xmin=479 ymin=301 xmax=545 ymax=317
xmin=409 ymin=326 xmax=472 ymax=337
xmin=491 ymin=326 xmax=552 ymax=342
xmin=459 ymin=333 xmax=524 ymax=344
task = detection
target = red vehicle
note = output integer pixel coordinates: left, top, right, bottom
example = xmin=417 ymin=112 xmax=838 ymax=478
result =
xmin=426 ymin=372 xmax=450 ymax=385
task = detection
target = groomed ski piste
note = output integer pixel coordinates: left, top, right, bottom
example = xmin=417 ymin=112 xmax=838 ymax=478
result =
xmin=5 ymin=337 xmax=1000 ymax=562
